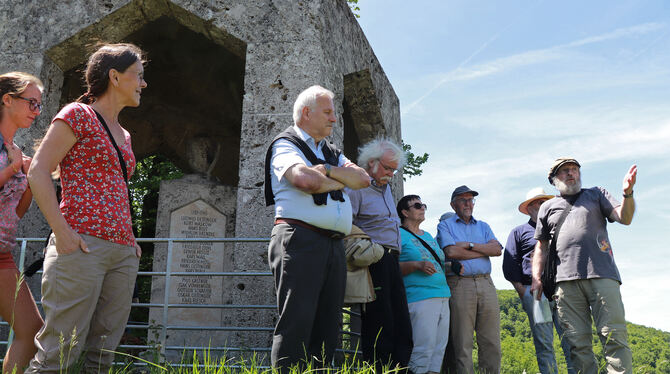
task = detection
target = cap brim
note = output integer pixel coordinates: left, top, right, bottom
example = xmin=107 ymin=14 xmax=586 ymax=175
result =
xmin=451 ymin=190 xmax=479 ymax=201
xmin=550 ymin=159 xmax=581 ymax=181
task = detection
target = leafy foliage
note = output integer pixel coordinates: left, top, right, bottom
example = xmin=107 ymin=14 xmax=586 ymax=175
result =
xmin=497 ymin=289 xmax=670 ymax=373
xmin=347 ymin=0 xmax=361 ymax=18
xmin=127 ymin=155 xmax=183 ymax=334
xmin=402 ymin=141 xmax=429 ymax=181
xmin=129 ymin=155 xmax=183 ymax=237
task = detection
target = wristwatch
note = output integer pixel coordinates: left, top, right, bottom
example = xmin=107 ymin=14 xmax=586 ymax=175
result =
xmin=324 ymin=163 xmax=332 ymax=177
xmin=468 ymin=242 xmax=474 ymax=250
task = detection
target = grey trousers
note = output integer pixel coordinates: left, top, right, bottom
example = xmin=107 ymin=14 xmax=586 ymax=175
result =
xmin=268 ymin=223 xmax=346 ymax=371
xmin=25 ymin=234 xmax=139 ymax=373
xmin=556 ymin=278 xmax=632 ymax=374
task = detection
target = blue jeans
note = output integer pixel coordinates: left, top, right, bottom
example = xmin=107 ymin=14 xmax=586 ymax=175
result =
xmin=520 ymin=286 xmax=575 ymax=374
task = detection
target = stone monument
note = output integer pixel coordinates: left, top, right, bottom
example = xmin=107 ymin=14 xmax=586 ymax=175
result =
xmin=1 ymin=0 xmax=403 ymax=362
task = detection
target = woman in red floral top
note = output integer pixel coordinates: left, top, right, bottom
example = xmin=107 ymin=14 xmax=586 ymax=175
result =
xmin=0 ymin=72 xmax=44 ymax=374
xmin=27 ymin=44 xmax=147 ymax=373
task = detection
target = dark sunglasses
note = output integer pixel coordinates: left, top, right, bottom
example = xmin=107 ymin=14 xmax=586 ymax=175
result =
xmin=409 ymin=202 xmax=427 ymax=210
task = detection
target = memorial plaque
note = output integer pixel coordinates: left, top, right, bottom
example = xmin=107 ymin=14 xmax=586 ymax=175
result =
xmin=168 ymin=200 xmax=226 ymax=324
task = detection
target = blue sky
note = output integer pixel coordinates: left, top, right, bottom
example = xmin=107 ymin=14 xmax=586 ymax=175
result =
xmin=356 ymin=0 xmax=670 ymax=332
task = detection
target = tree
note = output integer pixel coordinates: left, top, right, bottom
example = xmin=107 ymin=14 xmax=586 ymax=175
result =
xmin=129 ymin=155 xmax=183 ymax=238
xmin=347 ymin=0 xmax=360 ymax=18
xmin=402 ymin=141 xmax=429 ymax=181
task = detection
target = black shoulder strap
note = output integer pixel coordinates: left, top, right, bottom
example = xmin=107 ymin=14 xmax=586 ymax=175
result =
xmin=264 ymin=127 xmax=344 ymax=206
xmin=549 ymin=191 xmax=582 ymax=255
xmin=93 ymin=110 xmax=129 ymax=184
xmin=93 ymin=110 xmax=137 ymax=236
xmin=321 ymin=140 xmax=342 ymax=166
xmin=400 ymin=226 xmax=444 ymax=270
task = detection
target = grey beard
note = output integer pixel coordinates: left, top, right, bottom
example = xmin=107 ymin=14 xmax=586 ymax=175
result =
xmin=554 ymin=177 xmax=582 ymax=195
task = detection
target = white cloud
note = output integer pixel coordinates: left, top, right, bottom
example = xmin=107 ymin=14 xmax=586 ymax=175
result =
xmin=403 ymin=22 xmax=667 ymax=115
xmin=563 ymin=22 xmax=665 ymax=48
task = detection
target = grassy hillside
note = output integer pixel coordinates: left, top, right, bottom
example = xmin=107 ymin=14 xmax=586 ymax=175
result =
xmin=496 ymin=289 xmax=670 ymax=373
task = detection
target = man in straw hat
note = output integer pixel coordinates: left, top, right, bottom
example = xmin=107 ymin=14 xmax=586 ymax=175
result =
xmin=531 ymin=158 xmax=637 ymax=373
xmin=503 ymin=187 xmax=574 ymax=374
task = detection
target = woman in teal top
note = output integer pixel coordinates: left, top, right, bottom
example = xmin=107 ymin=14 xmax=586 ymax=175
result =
xmin=397 ymin=194 xmax=451 ymax=374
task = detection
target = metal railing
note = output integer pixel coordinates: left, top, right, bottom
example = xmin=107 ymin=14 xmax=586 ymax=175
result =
xmin=0 ymin=237 xmax=361 ymax=367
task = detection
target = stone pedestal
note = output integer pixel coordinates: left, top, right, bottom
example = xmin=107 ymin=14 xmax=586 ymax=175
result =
xmin=168 ymin=200 xmax=225 ymax=319
xmin=149 ymin=175 xmax=237 ymax=360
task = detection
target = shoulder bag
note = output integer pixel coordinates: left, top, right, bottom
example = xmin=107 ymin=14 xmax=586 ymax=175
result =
xmin=400 ymin=226 xmax=444 ymax=270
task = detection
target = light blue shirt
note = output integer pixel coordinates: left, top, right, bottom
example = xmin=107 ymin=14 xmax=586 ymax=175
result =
xmin=399 ymin=230 xmax=450 ymax=303
xmin=436 ymin=214 xmax=498 ymax=276
xmin=271 ymin=125 xmax=352 ymax=234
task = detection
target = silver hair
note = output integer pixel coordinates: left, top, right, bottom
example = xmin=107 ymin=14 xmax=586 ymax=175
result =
xmin=357 ymin=138 xmax=406 ymax=169
xmin=292 ymin=85 xmax=335 ymax=124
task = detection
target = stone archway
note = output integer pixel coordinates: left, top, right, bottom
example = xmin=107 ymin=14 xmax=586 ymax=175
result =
xmin=342 ymin=69 xmax=386 ymax=162
xmin=53 ymin=9 xmax=245 ymax=185
xmin=36 ymin=0 xmax=247 ymax=359
xmin=342 ymin=68 xmax=404 ymax=200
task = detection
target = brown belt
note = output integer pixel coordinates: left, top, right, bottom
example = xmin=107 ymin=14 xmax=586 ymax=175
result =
xmin=275 ymin=218 xmax=345 ymax=239
xmin=447 ymin=273 xmax=490 ymax=279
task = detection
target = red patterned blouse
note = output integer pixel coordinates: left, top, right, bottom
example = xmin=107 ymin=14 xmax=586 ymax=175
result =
xmin=54 ymin=103 xmax=136 ymax=246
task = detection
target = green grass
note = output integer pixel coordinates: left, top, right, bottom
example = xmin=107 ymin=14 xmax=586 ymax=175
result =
xmin=102 ymin=348 xmax=401 ymax=374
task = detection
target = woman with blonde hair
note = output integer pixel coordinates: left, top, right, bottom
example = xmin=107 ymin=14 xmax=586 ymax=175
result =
xmin=0 ymin=71 xmax=45 ymax=374
xmin=26 ymin=43 xmax=146 ymax=373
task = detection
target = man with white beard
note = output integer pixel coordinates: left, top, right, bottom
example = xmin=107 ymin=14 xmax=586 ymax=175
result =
xmin=531 ymin=157 xmax=638 ymax=374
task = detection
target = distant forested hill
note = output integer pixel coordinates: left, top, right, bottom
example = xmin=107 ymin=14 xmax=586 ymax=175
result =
xmin=496 ymin=290 xmax=670 ymax=373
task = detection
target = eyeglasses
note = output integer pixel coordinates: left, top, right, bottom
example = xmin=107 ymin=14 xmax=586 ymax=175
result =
xmin=377 ymin=159 xmax=399 ymax=175
xmin=13 ymin=96 xmax=42 ymax=112
xmin=454 ymin=198 xmax=476 ymax=205
xmin=409 ymin=202 xmax=427 ymax=210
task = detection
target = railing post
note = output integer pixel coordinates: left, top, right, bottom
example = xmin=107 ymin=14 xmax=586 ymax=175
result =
xmin=17 ymin=239 xmax=27 ymax=272
xmin=160 ymin=239 xmax=174 ymax=362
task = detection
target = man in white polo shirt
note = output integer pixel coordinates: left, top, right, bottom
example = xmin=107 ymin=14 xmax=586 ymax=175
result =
xmin=264 ymin=85 xmax=369 ymax=371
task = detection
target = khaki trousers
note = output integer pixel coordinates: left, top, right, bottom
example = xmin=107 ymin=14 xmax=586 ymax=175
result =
xmin=555 ymin=278 xmax=632 ymax=374
xmin=445 ymin=274 xmax=501 ymax=374
xmin=26 ymin=234 xmax=139 ymax=373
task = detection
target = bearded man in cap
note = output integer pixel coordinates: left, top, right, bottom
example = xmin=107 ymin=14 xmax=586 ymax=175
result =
xmin=503 ymin=188 xmax=574 ymax=374
xmin=437 ymin=185 xmax=502 ymax=374
xmin=531 ymin=158 xmax=637 ymax=373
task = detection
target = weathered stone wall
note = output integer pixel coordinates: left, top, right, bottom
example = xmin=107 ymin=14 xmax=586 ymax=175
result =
xmin=1 ymin=0 xmax=402 ymax=361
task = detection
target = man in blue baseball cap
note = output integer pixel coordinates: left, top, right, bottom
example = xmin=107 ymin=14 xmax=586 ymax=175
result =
xmin=437 ymin=185 xmax=503 ymax=374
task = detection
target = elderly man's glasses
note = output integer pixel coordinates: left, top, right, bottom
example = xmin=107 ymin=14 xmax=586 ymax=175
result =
xmin=454 ymin=198 xmax=476 ymax=205
xmin=377 ymin=159 xmax=399 ymax=175
xmin=409 ymin=202 xmax=427 ymax=210
xmin=13 ymin=96 xmax=42 ymax=112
